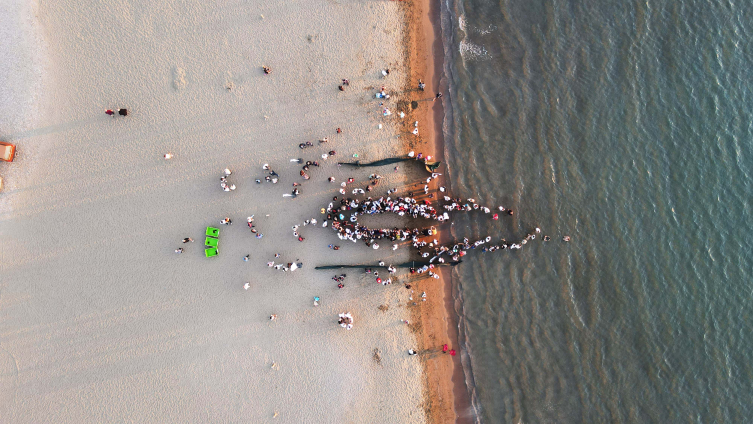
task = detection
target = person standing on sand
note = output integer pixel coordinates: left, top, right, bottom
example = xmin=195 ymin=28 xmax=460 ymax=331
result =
xmin=434 ymin=92 xmax=442 ymax=101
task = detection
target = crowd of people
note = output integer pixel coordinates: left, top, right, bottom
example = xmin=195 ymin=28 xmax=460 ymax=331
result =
xmin=220 ymin=168 xmax=236 ymax=192
xmin=165 ymin=66 xmax=555 ymax=367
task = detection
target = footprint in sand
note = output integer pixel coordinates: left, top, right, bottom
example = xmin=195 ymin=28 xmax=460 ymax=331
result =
xmin=225 ymin=71 xmax=235 ymax=91
xmin=172 ymin=66 xmax=187 ymax=90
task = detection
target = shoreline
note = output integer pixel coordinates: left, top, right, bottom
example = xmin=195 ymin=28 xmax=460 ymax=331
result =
xmin=401 ymin=0 xmax=474 ymax=422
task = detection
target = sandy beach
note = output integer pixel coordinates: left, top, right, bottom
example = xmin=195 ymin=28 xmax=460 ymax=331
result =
xmin=0 ymin=0 xmax=456 ymax=422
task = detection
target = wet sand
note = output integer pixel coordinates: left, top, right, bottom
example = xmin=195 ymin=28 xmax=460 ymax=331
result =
xmin=401 ymin=0 xmax=475 ymax=422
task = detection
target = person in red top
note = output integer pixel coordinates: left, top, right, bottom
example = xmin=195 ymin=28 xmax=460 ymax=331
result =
xmin=442 ymin=344 xmax=449 ymax=353
xmin=105 ymin=109 xmax=114 ymax=116
xmin=449 ymin=349 xmax=456 ymax=356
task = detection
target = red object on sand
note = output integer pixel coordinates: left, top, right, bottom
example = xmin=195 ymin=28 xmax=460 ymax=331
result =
xmin=376 ymin=277 xmax=382 ymax=284
xmin=449 ymin=349 xmax=456 ymax=356
xmin=105 ymin=109 xmax=114 ymax=115
xmin=493 ymin=214 xmax=499 ymax=220
xmin=442 ymin=344 xmax=448 ymax=353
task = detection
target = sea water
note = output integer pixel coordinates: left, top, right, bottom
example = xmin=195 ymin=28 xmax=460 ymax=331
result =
xmin=441 ymin=0 xmax=753 ymax=421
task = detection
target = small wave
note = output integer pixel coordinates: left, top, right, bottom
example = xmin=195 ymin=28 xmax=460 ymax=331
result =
xmin=476 ymin=24 xmax=497 ymax=35
xmin=459 ymin=40 xmax=489 ymax=61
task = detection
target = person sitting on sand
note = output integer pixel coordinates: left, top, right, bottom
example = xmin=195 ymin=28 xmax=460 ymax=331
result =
xmin=263 ymin=66 xmax=271 ymax=74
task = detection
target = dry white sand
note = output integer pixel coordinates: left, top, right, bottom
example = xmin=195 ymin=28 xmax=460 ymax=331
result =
xmin=0 ymin=0 xmax=426 ymax=422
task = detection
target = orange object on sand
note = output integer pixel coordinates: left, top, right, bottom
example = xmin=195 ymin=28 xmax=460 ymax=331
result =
xmin=0 ymin=142 xmax=16 ymax=162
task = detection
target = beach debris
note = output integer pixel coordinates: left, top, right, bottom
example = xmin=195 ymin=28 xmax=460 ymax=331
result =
xmin=378 ymin=304 xmax=389 ymax=312
xmin=105 ymin=108 xmax=128 ymax=117
xmin=173 ymin=66 xmax=187 ymax=90
xmin=0 ymin=141 xmax=16 ymax=162
xmin=372 ymin=348 xmax=382 ymax=365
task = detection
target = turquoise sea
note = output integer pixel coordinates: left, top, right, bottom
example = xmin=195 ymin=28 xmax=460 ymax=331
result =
xmin=441 ymin=0 xmax=753 ymax=421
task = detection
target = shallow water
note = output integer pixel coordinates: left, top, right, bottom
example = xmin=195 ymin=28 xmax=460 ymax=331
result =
xmin=441 ymin=0 xmax=753 ymax=421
